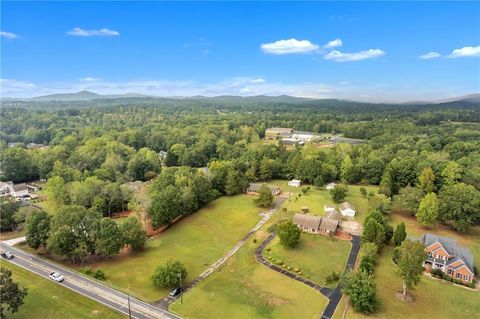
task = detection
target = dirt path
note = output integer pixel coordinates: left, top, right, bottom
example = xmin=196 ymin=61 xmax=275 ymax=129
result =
xmin=155 ymin=197 xmax=286 ymax=308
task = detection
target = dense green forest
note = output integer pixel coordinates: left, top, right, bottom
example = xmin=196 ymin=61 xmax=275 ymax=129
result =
xmin=1 ymin=98 xmax=479 ymax=254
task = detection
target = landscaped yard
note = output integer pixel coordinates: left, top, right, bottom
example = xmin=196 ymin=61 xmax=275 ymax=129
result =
xmin=333 ymin=245 xmax=480 ymax=319
xmin=70 ymin=194 xmax=263 ymax=301
xmin=333 ymin=212 xmax=480 ymax=319
xmin=268 ymin=180 xmax=378 ymax=223
xmin=1 ymin=262 xmax=125 ymax=319
xmin=264 ymin=233 xmax=351 ymax=288
xmin=170 ymin=228 xmax=328 ymax=319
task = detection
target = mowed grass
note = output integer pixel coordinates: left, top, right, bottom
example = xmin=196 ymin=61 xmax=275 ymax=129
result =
xmin=1 ymin=262 xmax=125 ymax=319
xmin=265 ymin=234 xmax=351 ymax=288
xmin=333 ymin=212 xmax=480 ymax=319
xmin=334 ymin=245 xmax=480 ymax=319
xmin=170 ymin=229 xmax=328 ymax=319
xmin=74 ymin=195 xmax=262 ymax=301
xmin=268 ymin=180 xmax=377 ymax=223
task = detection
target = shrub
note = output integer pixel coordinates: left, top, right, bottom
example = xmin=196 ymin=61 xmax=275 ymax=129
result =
xmin=294 ymin=268 xmax=300 ymax=273
xmin=81 ymin=267 xmax=93 ymax=275
xmin=93 ymin=269 xmax=106 ymax=280
xmin=431 ymin=268 xmax=444 ymax=278
xmin=276 ymin=259 xmax=283 ymax=265
xmin=392 ymin=247 xmax=401 ymax=264
xmin=152 ymin=260 xmax=187 ymax=288
xmin=326 ymin=271 xmax=340 ymax=284
xmin=453 ymin=279 xmax=463 ymax=285
xmin=253 ymin=238 xmax=257 ymax=244
xmin=267 ymin=223 xmax=278 ymax=233
xmin=468 ymin=280 xmax=476 ymax=288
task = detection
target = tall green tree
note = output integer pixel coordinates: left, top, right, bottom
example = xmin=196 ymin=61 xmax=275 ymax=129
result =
xmin=148 ymin=185 xmax=182 ymax=228
xmin=396 ymin=240 xmax=426 ymax=297
xmin=25 ymin=210 xmax=51 ymax=250
xmin=362 ymin=219 xmax=386 ymax=248
xmin=341 ymin=270 xmax=379 ymax=314
xmin=255 ymin=184 xmax=274 ymax=208
xmin=0 ymin=199 xmax=19 ymax=231
xmin=0 ymin=267 xmax=28 ymax=318
xmin=121 ymin=217 xmax=147 ymax=251
xmin=96 ymin=218 xmax=124 ymax=257
xmin=438 ymin=183 xmax=480 ymax=232
xmin=278 ymin=221 xmax=301 ymax=248
xmin=419 ymin=167 xmax=436 ymax=193
xmin=330 ymin=185 xmax=347 ymax=203
xmin=416 ymin=193 xmax=438 ymax=228
xmin=393 ymin=222 xmax=407 ymax=247
xmin=441 ymin=161 xmax=462 ymax=187
xmin=152 ymin=260 xmax=187 ymax=288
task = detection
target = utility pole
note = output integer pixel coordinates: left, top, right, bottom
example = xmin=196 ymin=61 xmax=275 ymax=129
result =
xmin=128 ymin=294 xmax=132 ymax=319
xmin=178 ymin=273 xmax=183 ymax=304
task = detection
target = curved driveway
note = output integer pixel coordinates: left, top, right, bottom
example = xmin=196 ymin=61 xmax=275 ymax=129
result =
xmin=255 ymin=232 xmax=360 ymax=319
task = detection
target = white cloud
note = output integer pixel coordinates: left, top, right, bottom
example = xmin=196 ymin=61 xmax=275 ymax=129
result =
xmin=250 ymin=78 xmax=266 ymax=84
xmin=1 ymin=31 xmax=19 ymax=40
xmin=79 ymin=77 xmax=101 ymax=82
xmin=261 ymin=38 xmax=319 ymax=55
xmin=448 ymin=46 xmax=480 ymax=58
xmin=419 ymin=52 xmax=441 ymax=59
xmin=325 ymin=38 xmax=342 ymax=49
xmin=67 ymin=27 xmax=120 ymax=37
xmin=324 ymin=49 xmax=385 ymax=62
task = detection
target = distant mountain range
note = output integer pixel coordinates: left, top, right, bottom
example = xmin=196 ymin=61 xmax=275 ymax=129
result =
xmin=2 ymin=90 xmax=479 ymax=105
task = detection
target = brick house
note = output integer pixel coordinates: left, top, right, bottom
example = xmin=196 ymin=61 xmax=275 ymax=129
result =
xmin=420 ymin=234 xmax=475 ymax=284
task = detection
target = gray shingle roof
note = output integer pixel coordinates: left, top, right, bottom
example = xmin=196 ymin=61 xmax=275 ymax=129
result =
xmin=420 ymin=233 xmax=474 ymax=273
xmin=325 ymin=209 xmax=342 ymax=220
xmin=293 ymin=214 xmax=322 ymax=230
xmin=12 ymin=183 xmax=28 ymax=192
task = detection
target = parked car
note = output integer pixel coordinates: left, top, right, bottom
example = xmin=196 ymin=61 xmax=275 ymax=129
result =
xmin=169 ymin=287 xmax=182 ymax=297
xmin=0 ymin=251 xmax=14 ymax=260
xmin=49 ymin=272 xmax=64 ymax=282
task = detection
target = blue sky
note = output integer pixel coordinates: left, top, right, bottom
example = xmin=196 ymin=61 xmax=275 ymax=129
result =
xmin=1 ymin=1 xmax=479 ymax=101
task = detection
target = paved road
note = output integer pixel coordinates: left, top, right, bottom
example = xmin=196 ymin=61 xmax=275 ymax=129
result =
xmin=255 ymin=232 xmax=361 ymax=319
xmin=0 ymin=242 xmax=182 ymax=319
xmin=157 ymin=196 xmax=286 ymax=307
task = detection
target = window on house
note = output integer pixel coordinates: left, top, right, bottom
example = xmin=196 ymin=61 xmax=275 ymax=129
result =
xmin=447 ymin=269 xmax=453 ymax=275
xmin=464 ymin=275 xmax=469 ymax=281
xmin=456 ymin=273 xmax=461 ymax=279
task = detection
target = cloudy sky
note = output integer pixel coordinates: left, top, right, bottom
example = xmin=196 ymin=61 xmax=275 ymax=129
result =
xmin=1 ymin=1 xmax=479 ymax=102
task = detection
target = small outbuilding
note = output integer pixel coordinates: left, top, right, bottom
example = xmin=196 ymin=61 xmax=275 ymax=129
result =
xmin=340 ymin=202 xmax=356 ymax=217
xmin=288 ymin=179 xmax=302 ymax=187
xmin=324 ymin=204 xmax=336 ymax=213
xmin=246 ymin=183 xmax=281 ymax=196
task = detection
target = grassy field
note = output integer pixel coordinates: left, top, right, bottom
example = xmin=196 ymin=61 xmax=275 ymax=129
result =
xmin=333 ymin=245 xmax=480 ymax=319
xmin=268 ymin=180 xmax=377 ymax=223
xmin=170 ymin=228 xmax=328 ymax=319
xmin=71 ymin=194 xmax=263 ymax=301
xmin=264 ymin=234 xmax=351 ymax=288
xmin=333 ymin=211 xmax=480 ymax=319
xmin=1 ymin=262 xmax=125 ymax=319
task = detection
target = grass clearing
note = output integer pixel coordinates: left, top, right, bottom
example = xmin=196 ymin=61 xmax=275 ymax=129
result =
xmin=268 ymin=180 xmax=377 ymax=223
xmin=265 ymin=234 xmax=351 ymax=288
xmin=334 ymin=245 xmax=479 ymax=319
xmin=333 ymin=211 xmax=480 ymax=319
xmin=170 ymin=228 xmax=328 ymax=319
xmin=70 ymin=194 xmax=263 ymax=301
xmin=1 ymin=262 xmax=125 ymax=319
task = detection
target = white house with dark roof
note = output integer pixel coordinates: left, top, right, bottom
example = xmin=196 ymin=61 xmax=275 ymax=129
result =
xmin=340 ymin=202 xmax=356 ymax=217
xmin=11 ymin=183 xmax=29 ymax=198
xmin=420 ymin=234 xmax=475 ymax=284
xmin=246 ymin=183 xmax=281 ymax=196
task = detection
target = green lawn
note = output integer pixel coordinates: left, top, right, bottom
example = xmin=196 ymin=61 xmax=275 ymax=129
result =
xmin=334 ymin=245 xmax=480 ymax=319
xmin=72 ymin=194 xmax=263 ymax=301
xmin=170 ymin=229 xmax=328 ymax=319
xmin=1 ymin=262 xmax=125 ymax=319
xmin=264 ymin=234 xmax=351 ymax=288
xmin=268 ymin=180 xmax=377 ymax=223
xmin=333 ymin=212 xmax=480 ymax=319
